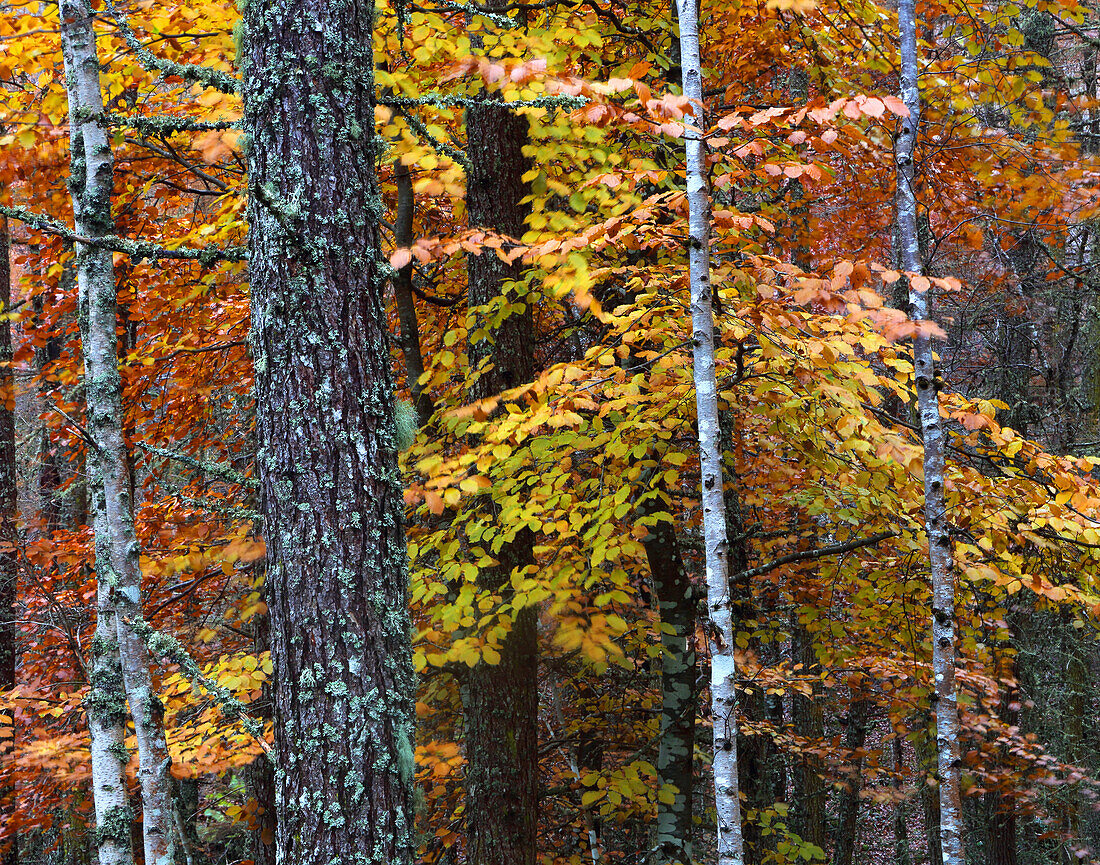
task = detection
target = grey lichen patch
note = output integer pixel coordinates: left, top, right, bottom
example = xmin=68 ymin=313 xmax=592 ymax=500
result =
xmin=93 ymin=804 xmax=134 ymax=847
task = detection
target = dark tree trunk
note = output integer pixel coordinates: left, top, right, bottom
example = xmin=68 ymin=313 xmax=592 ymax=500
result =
xmin=832 ymin=691 xmax=869 ymax=865
xmin=721 ymin=410 xmax=776 ymax=865
xmin=894 ymin=738 xmax=914 ymax=865
xmin=641 ymin=489 xmax=695 ymax=865
xmin=391 ymin=157 xmax=432 ymax=426
xmin=247 ymin=591 xmax=276 ymax=865
xmin=460 ymin=95 xmax=539 ymax=865
xmin=790 ymin=621 xmax=825 ymax=853
xmin=0 ymin=215 xmax=18 ymax=865
xmin=241 ymin=1 xmax=416 ymax=862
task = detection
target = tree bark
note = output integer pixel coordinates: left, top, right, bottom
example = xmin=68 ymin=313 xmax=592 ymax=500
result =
xmin=894 ymin=1 xmax=965 ymax=862
xmin=60 ymin=4 xmax=178 ymax=864
xmin=460 ymin=92 xmax=539 ymax=865
xmin=0 ymin=212 xmax=18 ymax=865
xmin=241 ymin=0 xmax=416 ymax=862
xmin=675 ymin=0 xmax=744 ymax=858
xmin=832 ymin=691 xmax=869 ymax=865
xmin=640 ymin=487 xmax=695 ymax=865
xmin=790 ymin=621 xmax=825 ymax=854
xmin=893 ymin=738 xmax=914 ymax=865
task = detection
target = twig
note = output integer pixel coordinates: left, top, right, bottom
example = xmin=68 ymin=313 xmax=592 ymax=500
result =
xmin=732 ymin=531 xmax=898 ymax=584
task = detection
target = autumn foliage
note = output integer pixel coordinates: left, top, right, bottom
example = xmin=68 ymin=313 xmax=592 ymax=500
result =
xmin=3 ymin=0 xmax=1100 ymax=862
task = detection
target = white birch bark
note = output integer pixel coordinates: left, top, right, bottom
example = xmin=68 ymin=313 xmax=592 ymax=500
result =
xmin=59 ymin=3 xmax=178 ymax=864
xmin=674 ymin=1 xmax=744 ymax=861
xmin=894 ymin=1 xmax=965 ymax=862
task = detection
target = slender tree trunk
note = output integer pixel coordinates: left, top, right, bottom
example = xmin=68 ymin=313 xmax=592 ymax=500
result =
xmin=640 ymin=487 xmax=695 ymax=865
xmin=246 ymin=595 xmax=275 ymax=865
xmin=60 ymin=4 xmax=178 ymax=864
xmin=894 ymin=1 xmax=965 ymax=862
xmin=461 ymin=93 xmax=539 ymax=865
xmin=985 ymin=634 xmax=1018 ymax=865
xmin=917 ymin=731 xmax=944 ymax=865
xmin=722 ymin=413 xmax=776 ymax=865
xmin=32 ymin=271 xmax=64 ymax=536
xmin=832 ymin=691 xmax=869 ymax=865
xmin=0 ymin=214 xmax=18 ymax=865
xmin=1061 ymin=626 xmax=1086 ymax=865
xmin=894 ymin=738 xmax=914 ymax=865
xmin=676 ymin=0 xmax=743 ymax=859
xmin=241 ymin=0 xmax=416 ymax=862
xmin=393 ymin=160 xmax=432 ymax=426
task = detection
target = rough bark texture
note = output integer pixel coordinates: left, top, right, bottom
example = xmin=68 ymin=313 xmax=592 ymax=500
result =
xmin=460 ymin=96 xmax=539 ymax=865
xmin=640 ymin=489 xmax=695 ymax=865
xmin=241 ymin=1 xmax=416 ymax=862
xmin=60 ymin=4 xmax=177 ymax=864
xmin=894 ymin=1 xmax=965 ymax=862
xmin=0 ymin=215 xmax=18 ymax=865
xmin=675 ymin=0 xmax=743 ymax=858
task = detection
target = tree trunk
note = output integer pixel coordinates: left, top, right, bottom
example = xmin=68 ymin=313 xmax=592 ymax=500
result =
xmin=894 ymin=738 xmax=914 ymax=865
xmin=722 ymin=413 xmax=777 ymax=865
xmin=790 ymin=620 xmax=825 ymax=855
xmin=675 ymin=0 xmax=744 ymax=858
xmin=0 ymin=213 xmax=18 ymax=865
xmin=60 ymin=4 xmax=178 ymax=864
xmin=392 ymin=159 xmax=432 ymax=426
xmin=460 ymin=92 xmax=539 ymax=865
xmin=917 ymin=730 xmax=944 ymax=865
xmin=246 ymin=594 xmax=275 ymax=865
xmin=832 ymin=691 xmax=869 ymax=865
xmin=640 ymin=488 xmax=695 ymax=865
xmin=241 ymin=0 xmax=416 ymax=862
xmin=894 ymin=1 xmax=966 ymax=862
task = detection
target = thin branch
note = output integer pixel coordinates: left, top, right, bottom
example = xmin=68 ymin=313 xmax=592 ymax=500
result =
xmin=124 ymin=617 xmax=272 ymax=759
xmin=79 ymin=108 xmax=239 ymax=133
xmin=135 ymin=441 xmax=257 ymax=487
xmin=0 ymin=203 xmax=246 ymax=263
xmin=732 ymin=531 xmax=898 ymax=584
xmin=104 ymin=0 xmax=241 ymax=94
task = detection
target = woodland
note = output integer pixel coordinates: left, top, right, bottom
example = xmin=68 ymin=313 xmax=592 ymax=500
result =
xmin=1 ymin=0 xmax=1100 ymax=863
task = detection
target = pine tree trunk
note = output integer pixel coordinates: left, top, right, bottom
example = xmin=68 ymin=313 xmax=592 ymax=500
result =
xmin=241 ymin=0 xmax=416 ymax=862
xmin=894 ymin=0 xmax=965 ymax=861
xmin=461 ymin=96 xmax=539 ymax=865
xmin=0 ymin=213 xmax=18 ymax=865
xmin=675 ymin=0 xmax=744 ymax=858
xmin=60 ymin=4 xmax=177 ymax=864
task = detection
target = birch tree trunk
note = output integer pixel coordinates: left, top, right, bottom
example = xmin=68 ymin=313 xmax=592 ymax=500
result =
xmin=60 ymin=4 xmax=179 ymax=864
xmin=674 ymin=0 xmax=744 ymax=861
xmin=241 ymin=0 xmax=416 ymax=861
xmin=894 ymin=2 xmax=965 ymax=862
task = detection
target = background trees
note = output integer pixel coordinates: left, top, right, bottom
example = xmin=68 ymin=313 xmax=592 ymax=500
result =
xmin=5 ymin=0 xmax=1100 ymax=864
